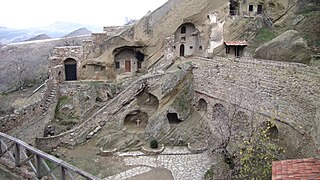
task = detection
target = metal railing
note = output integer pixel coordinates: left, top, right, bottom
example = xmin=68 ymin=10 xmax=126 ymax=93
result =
xmin=0 ymin=132 xmax=100 ymax=180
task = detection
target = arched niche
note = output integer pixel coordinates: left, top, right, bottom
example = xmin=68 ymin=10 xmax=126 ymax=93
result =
xmin=64 ymin=58 xmax=77 ymax=81
xmin=198 ymin=98 xmax=208 ymax=112
xmin=124 ymin=110 xmax=148 ymax=133
xmin=262 ymin=121 xmax=279 ymax=140
xmin=137 ymin=91 xmax=159 ymax=110
xmin=167 ymin=113 xmax=182 ymax=124
xmin=212 ymin=103 xmax=227 ymax=121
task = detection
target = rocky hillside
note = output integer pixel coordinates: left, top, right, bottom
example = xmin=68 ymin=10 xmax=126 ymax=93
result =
xmin=0 ymin=35 xmax=91 ymax=93
xmin=252 ymin=0 xmax=319 ymax=62
xmin=64 ymin=28 xmax=91 ymax=38
xmin=25 ymin=34 xmax=51 ymax=42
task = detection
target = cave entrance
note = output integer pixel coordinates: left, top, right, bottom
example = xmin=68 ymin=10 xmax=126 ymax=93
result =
xmin=167 ymin=113 xmax=182 ymax=124
xmin=64 ymin=58 xmax=77 ymax=81
xmin=124 ymin=110 xmax=148 ymax=133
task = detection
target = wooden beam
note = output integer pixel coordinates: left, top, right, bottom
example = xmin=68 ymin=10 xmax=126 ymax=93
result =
xmin=21 ymin=150 xmax=36 ymax=174
xmin=61 ymin=167 xmax=66 ymax=180
xmin=14 ymin=143 xmax=21 ymax=167
xmin=35 ymin=154 xmax=42 ymax=179
xmin=41 ymin=158 xmax=57 ymax=180
xmin=0 ymin=140 xmax=15 ymax=161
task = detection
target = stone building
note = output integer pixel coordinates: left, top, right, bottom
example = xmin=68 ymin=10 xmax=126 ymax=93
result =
xmin=174 ymin=23 xmax=202 ymax=57
xmin=114 ymin=46 xmax=146 ymax=75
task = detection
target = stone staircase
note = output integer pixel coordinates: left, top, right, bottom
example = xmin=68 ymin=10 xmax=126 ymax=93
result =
xmin=41 ymin=81 xmax=58 ymax=115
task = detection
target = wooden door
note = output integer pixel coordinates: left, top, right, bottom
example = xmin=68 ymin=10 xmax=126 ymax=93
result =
xmin=125 ymin=61 xmax=131 ymax=72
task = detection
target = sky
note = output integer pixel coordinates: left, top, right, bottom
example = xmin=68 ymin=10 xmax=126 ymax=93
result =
xmin=0 ymin=0 xmax=168 ymax=29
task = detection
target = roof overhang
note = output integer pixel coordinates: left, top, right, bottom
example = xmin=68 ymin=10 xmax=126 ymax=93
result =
xmin=224 ymin=41 xmax=248 ymax=46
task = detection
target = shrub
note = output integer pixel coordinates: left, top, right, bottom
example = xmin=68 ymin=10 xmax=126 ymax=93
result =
xmin=150 ymin=139 xmax=159 ymax=149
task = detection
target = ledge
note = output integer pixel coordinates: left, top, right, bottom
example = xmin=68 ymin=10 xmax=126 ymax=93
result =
xmin=140 ymin=144 xmax=165 ymax=155
xmin=97 ymin=147 xmax=117 ymax=156
xmin=187 ymin=141 xmax=208 ymax=154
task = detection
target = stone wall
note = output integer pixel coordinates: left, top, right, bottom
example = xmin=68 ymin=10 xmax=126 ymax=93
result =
xmin=192 ymin=56 xmax=320 ymax=157
xmin=0 ymin=79 xmax=58 ymax=144
xmin=58 ymin=81 xmax=116 ymax=119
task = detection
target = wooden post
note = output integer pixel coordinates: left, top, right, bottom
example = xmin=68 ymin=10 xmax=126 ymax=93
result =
xmin=35 ymin=155 xmax=42 ymax=179
xmin=14 ymin=143 xmax=20 ymax=167
xmin=61 ymin=166 xmax=66 ymax=180
xmin=0 ymin=140 xmax=2 ymax=155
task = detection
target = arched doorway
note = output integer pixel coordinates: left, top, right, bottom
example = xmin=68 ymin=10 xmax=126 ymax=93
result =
xmin=64 ymin=58 xmax=77 ymax=81
xmin=180 ymin=44 xmax=185 ymax=57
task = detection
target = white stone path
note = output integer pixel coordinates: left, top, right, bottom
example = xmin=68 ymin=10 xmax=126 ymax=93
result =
xmin=105 ymin=147 xmax=212 ymax=180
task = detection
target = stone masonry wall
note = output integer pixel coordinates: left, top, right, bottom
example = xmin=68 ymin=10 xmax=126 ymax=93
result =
xmin=0 ymin=79 xmax=58 ymax=144
xmin=49 ymin=46 xmax=83 ymax=81
xmin=192 ymin=56 xmax=320 ymax=157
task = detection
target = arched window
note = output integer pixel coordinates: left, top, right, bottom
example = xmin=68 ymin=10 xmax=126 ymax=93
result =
xmin=181 ymin=26 xmax=186 ymax=34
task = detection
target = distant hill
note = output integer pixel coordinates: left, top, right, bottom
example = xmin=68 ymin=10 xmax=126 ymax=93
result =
xmin=0 ymin=35 xmax=91 ymax=93
xmin=25 ymin=34 xmax=51 ymax=42
xmin=64 ymin=28 xmax=91 ymax=38
xmin=0 ymin=22 xmax=102 ymax=44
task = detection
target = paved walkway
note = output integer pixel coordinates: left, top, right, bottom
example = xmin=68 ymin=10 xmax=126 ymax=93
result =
xmin=107 ymin=147 xmax=212 ymax=180
xmin=104 ymin=167 xmax=153 ymax=180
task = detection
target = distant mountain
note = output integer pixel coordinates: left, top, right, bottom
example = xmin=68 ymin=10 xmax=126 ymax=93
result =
xmin=25 ymin=34 xmax=51 ymax=42
xmin=46 ymin=22 xmax=101 ymax=33
xmin=0 ymin=22 xmax=102 ymax=44
xmin=64 ymin=28 xmax=91 ymax=38
xmin=0 ymin=28 xmax=32 ymax=44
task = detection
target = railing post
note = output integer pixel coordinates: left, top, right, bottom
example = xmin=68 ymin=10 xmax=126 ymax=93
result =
xmin=0 ymin=140 xmax=2 ymax=155
xmin=61 ymin=166 xmax=66 ymax=180
xmin=14 ymin=143 xmax=20 ymax=167
xmin=35 ymin=155 xmax=42 ymax=179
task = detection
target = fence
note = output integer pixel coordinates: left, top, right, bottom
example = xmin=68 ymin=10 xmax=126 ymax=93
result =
xmin=0 ymin=132 xmax=99 ymax=180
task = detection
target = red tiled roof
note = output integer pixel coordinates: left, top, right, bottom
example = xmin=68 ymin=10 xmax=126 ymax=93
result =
xmin=272 ymin=158 xmax=320 ymax=180
xmin=224 ymin=41 xmax=248 ymax=46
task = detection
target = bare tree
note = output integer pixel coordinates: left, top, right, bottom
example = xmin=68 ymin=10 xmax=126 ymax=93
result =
xmin=208 ymin=96 xmax=283 ymax=179
xmin=11 ymin=58 xmax=28 ymax=89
